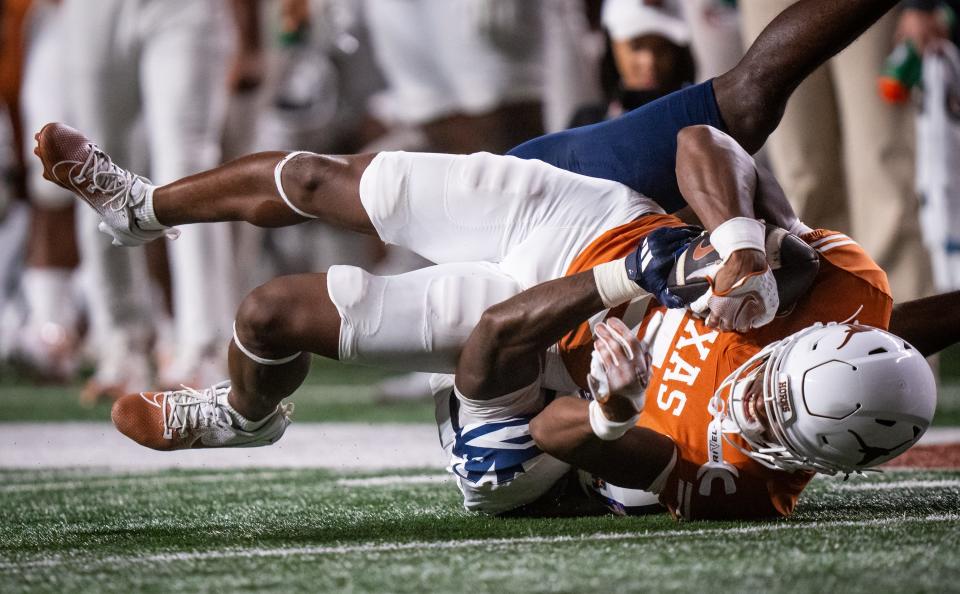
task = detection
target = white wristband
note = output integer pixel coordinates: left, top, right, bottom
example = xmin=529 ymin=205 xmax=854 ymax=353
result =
xmin=588 ymin=399 xmax=640 ymax=441
xmin=594 ymin=258 xmax=646 ymax=309
xmin=788 ymin=218 xmax=812 ymax=236
xmin=710 ymin=217 xmax=765 ymax=261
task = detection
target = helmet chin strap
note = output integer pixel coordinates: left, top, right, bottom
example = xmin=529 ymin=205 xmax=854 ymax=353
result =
xmin=710 ymin=349 xmax=788 ymax=472
xmin=701 ymin=393 xmax=741 ymax=490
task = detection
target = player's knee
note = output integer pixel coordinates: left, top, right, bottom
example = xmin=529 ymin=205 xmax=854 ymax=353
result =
xmin=235 ymin=280 xmax=300 ymax=351
xmin=280 ymin=153 xmax=345 ymax=215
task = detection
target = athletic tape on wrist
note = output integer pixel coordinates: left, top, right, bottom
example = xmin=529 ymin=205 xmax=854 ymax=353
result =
xmin=594 ymin=257 xmax=645 ymax=309
xmin=233 ymin=323 xmax=303 ymax=366
xmin=788 ymin=218 xmax=812 ymax=236
xmin=274 ymin=151 xmax=320 ymax=219
xmin=710 ymin=217 xmax=765 ymax=261
xmin=588 ymin=399 xmax=640 ymax=441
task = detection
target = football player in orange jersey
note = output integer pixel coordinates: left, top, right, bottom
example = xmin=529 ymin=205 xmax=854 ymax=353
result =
xmin=33 ymin=0 xmax=943 ymax=516
xmin=457 ymin=125 xmax=937 ymax=518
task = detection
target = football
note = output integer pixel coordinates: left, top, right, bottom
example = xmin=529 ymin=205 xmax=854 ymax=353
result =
xmin=667 ymin=224 xmax=820 ymax=315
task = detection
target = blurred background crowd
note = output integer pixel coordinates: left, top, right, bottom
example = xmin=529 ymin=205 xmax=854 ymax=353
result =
xmin=0 ymin=0 xmax=955 ymax=404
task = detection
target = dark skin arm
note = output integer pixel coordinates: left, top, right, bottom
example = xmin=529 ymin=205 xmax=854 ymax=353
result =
xmin=680 ymin=128 xmax=958 ymax=359
xmin=529 ymin=397 xmax=676 ymax=490
xmin=889 ymin=291 xmax=960 ymax=357
xmin=455 ymin=271 xmax=604 ymax=400
xmin=454 ymin=273 xmax=676 ymax=491
xmin=675 ymin=125 xmax=769 ymax=296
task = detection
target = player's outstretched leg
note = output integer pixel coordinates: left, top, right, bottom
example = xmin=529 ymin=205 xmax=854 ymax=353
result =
xmin=34 ymin=123 xmax=377 ymax=245
xmin=110 ymin=273 xmax=341 ymax=451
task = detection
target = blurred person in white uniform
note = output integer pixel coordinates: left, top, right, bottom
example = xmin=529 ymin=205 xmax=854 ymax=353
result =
xmin=0 ymin=0 xmax=32 ymax=362
xmin=11 ymin=0 xmax=82 ymax=381
xmin=57 ymin=0 xmax=255 ymax=400
xmin=363 ymin=0 xmax=546 ymax=154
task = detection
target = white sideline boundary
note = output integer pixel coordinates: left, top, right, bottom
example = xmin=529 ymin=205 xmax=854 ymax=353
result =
xmin=0 ymin=423 xmax=957 ymax=471
xmin=0 ymin=472 xmax=453 ymax=494
xmin=0 ymin=422 xmax=447 ymax=471
xmin=834 ymin=479 xmax=960 ymax=491
xmin=2 ymin=513 xmax=956 ymax=571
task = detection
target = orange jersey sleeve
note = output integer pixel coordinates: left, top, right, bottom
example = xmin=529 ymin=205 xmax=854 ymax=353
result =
xmin=750 ymin=229 xmax=893 ymax=348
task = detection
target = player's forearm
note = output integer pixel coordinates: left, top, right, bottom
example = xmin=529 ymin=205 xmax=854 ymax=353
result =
xmin=455 ymin=272 xmax=605 ymax=398
xmin=753 ymin=165 xmax=804 ymax=233
xmin=675 ymin=125 xmax=758 ymax=231
xmin=479 ymin=272 xmax=603 ymax=354
xmin=889 ymin=291 xmax=960 ymax=356
xmin=530 ymin=397 xmax=676 ymax=490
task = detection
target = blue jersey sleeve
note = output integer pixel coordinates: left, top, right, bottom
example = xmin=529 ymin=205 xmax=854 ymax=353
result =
xmin=507 ymin=80 xmax=727 ymax=214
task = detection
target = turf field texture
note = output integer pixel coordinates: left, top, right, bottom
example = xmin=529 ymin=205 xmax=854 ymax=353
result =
xmin=2 ymin=353 xmax=960 ymax=592
xmin=1 ymin=468 xmax=958 ymax=593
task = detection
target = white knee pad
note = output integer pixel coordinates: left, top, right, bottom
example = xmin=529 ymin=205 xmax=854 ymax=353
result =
xmin=326 ymin=263 xmax=520 ymax=373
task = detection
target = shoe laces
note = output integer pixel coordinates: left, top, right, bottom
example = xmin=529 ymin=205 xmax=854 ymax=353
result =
xmin=157 ymin=383 xmax=232 ymax=440
xmin=68 ymin=143 xmax=148 ymax=212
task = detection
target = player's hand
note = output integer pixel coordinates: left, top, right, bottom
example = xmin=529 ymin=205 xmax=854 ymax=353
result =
xmin=625 ymin=225 xmax=702 ymax=309
xmin=690 ymin=249 xmax=778 ymax=332
xmin=588 ymin=316 xmax=659 ymax=422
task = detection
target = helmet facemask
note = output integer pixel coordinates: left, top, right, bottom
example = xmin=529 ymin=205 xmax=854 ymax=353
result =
xmin=715 ymin=322 xmax=936 ymax=476
xmin=715 ymin=339 xmax=812 ymax=473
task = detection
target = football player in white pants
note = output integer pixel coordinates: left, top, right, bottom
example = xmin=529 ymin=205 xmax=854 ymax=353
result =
xmin=57 ymin=0 xmax=247 ymax=399
xmin=35 ymin=0 xmax=941 ymax=516
xmin=35 ymin=118 xmax=943 ymax=517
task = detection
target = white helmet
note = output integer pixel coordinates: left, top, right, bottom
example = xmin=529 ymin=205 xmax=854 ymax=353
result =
xmin=715 ymin=322 xmax=937 ymax=475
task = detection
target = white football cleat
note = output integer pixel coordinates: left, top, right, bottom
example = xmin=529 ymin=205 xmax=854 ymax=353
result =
xmin=111 ymin=381 xmax=292 ymax=451
xmin=34 ymin=122 xmax=176 ymax=246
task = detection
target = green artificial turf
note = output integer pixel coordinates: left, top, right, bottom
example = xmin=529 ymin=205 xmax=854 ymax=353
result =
xmin=0 ymin=468 xmax=957 ymax=593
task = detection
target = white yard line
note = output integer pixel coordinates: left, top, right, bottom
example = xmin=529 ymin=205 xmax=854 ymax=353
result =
xmin=833 ymin=479 xmax=960 ymax=491
xmin=335 ymin=474 xmax=451 ymax=487
xmin=0 ymin=471 xmax=452 ymax=493
xmin=0 ymin=470 xmax=298 ymax=493
xmin=1 ymin=514 xmax=956 ymax=571
xmin=0 ymin=422 xmax=447 ymax=471
xmin=918 ymin=427 xmax=960 ymax=445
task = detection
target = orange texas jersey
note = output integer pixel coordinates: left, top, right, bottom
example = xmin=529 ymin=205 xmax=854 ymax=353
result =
xmin=559 ymin=212 xmax=688 ymax=386
xmin=633 ymin=229 xmax=893 ymax=520
xmin=556 ymin=227 xmax=891 ymax=519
